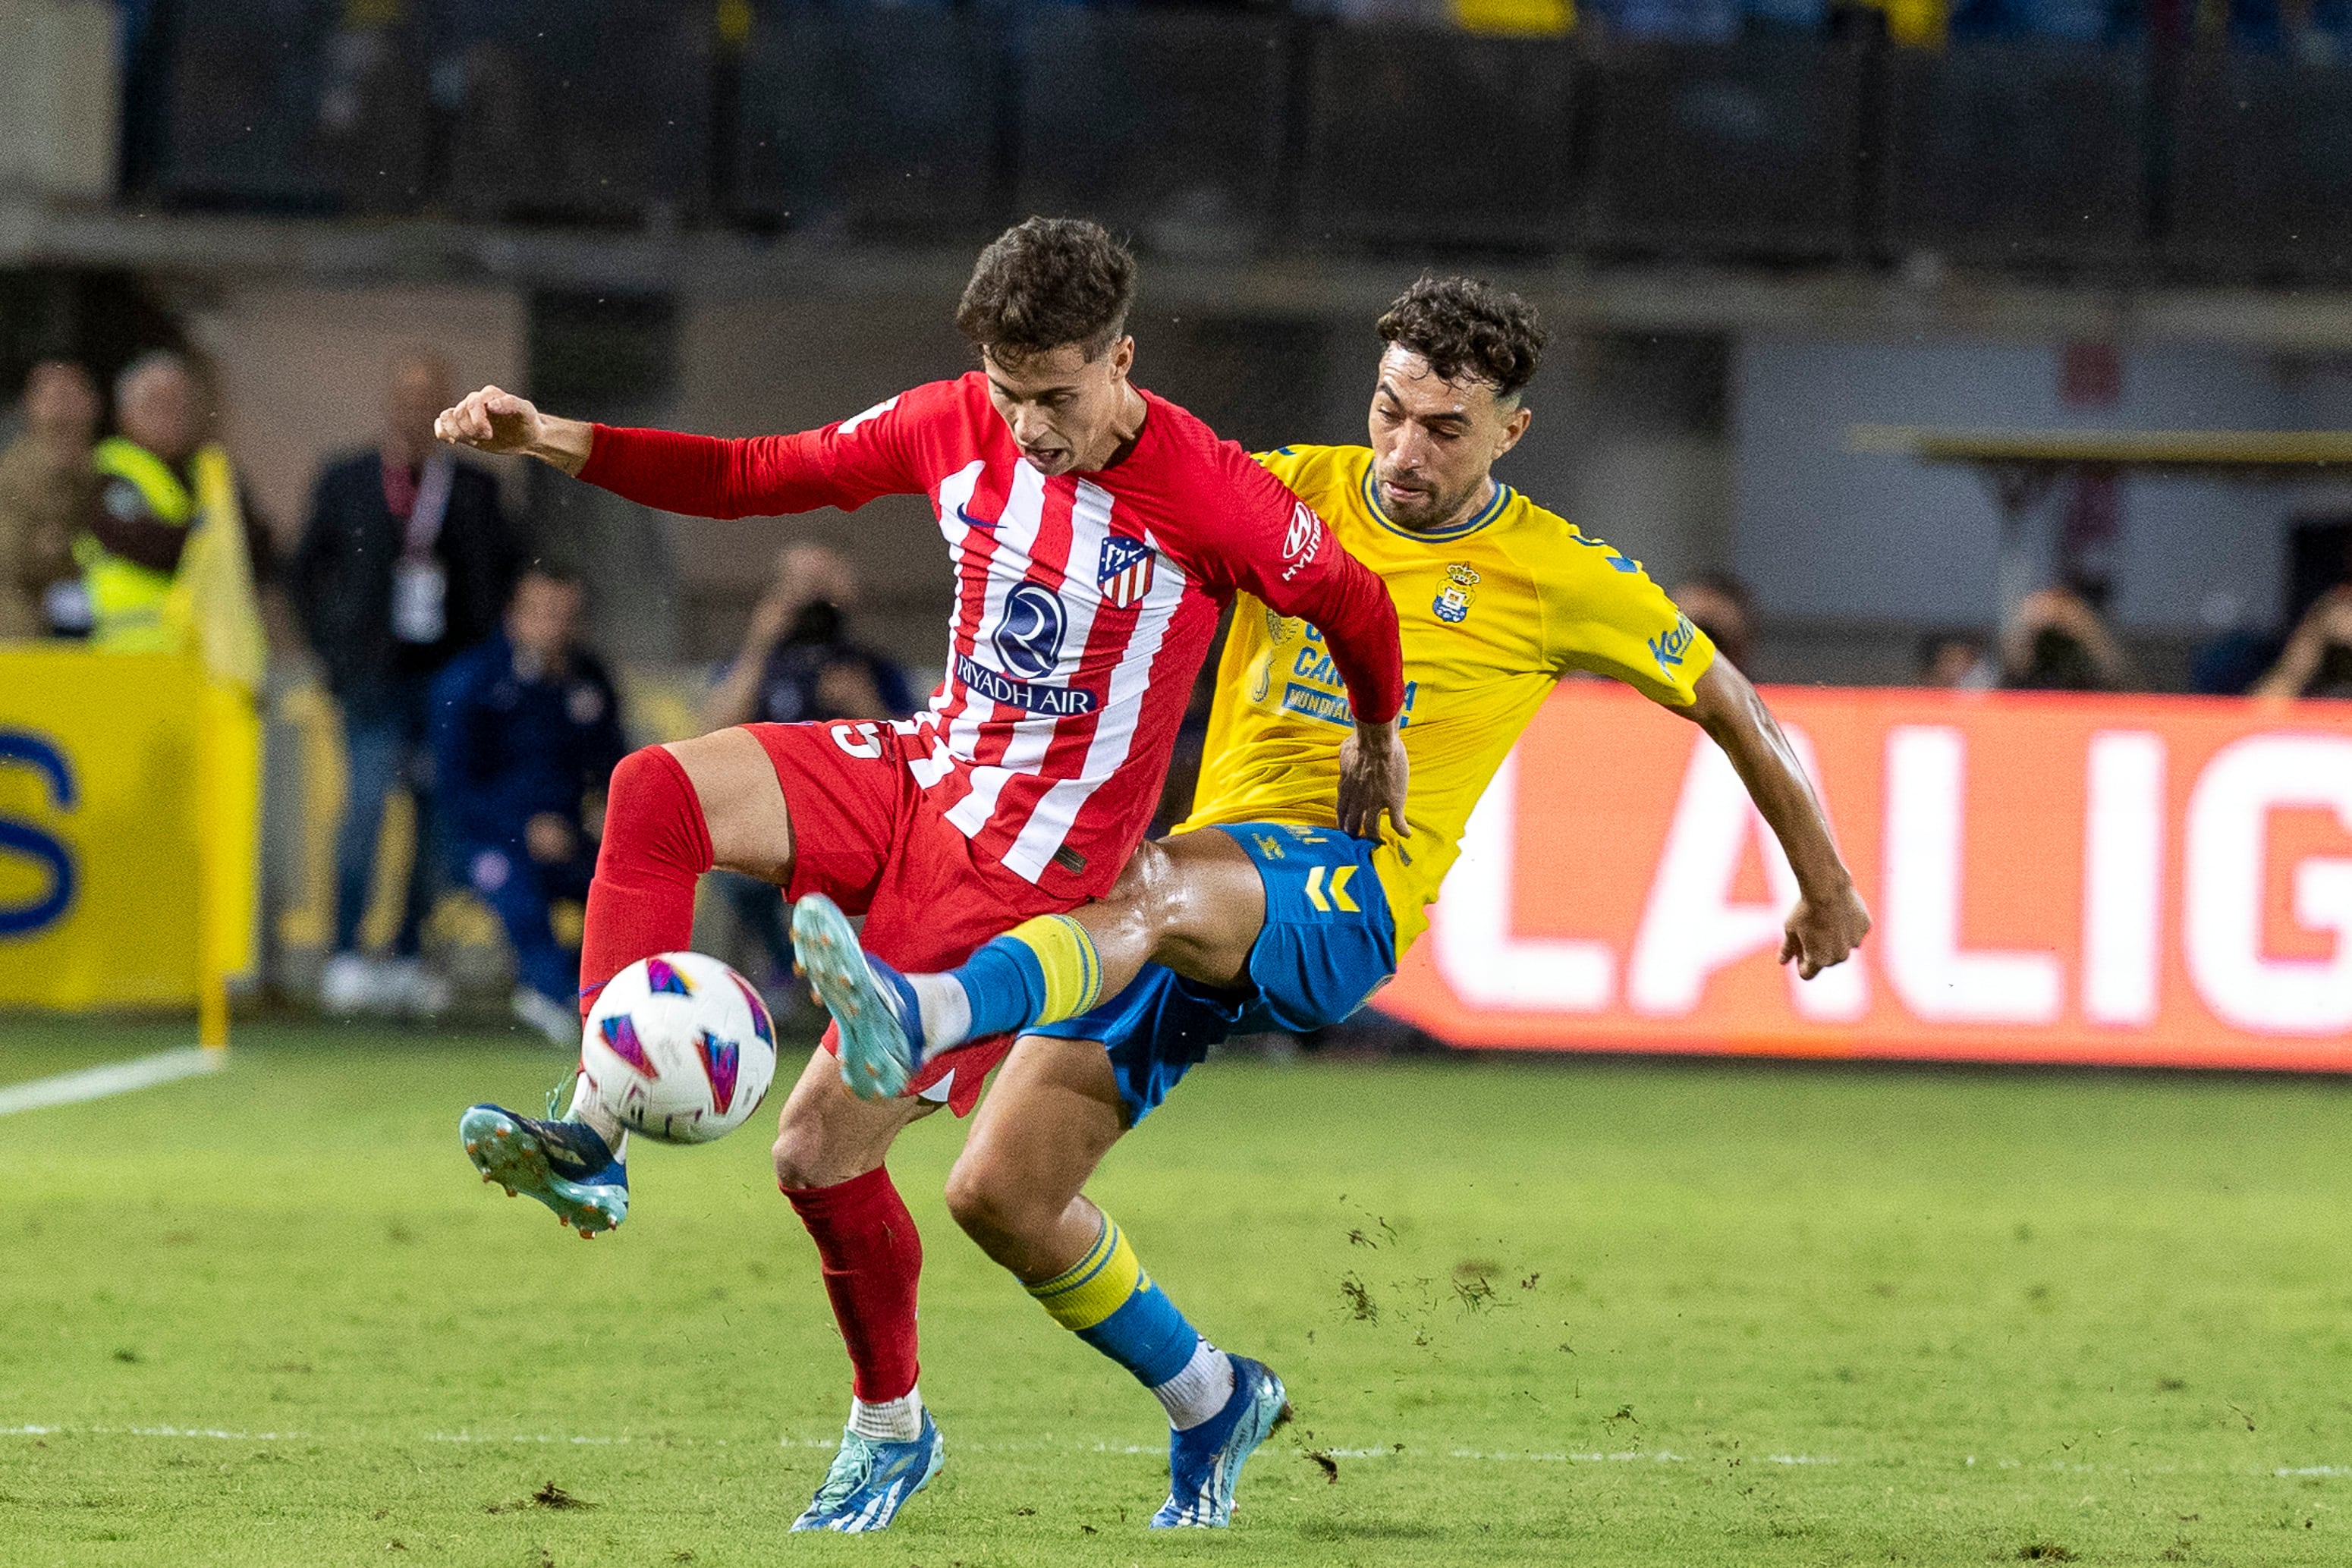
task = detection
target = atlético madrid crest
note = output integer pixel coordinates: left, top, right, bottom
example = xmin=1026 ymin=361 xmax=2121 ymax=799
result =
xmin=1097 ymin=536 xmax=1156 ymax=609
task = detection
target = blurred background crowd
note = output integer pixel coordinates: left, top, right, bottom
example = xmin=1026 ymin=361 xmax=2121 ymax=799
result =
xmin=8 ymin=0 xmax=2352 ymax=1029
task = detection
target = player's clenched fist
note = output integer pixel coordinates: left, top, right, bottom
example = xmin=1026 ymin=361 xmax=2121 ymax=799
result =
xmin=434 ymin=386 xmax=595 ymax=474
xmin=434 ymin=385 xmax=538 ymax=451
xmin=1779 ymin=880 xmax=1872 ymax=981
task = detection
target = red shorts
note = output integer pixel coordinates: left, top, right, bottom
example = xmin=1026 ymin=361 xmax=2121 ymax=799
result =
xmin=747 ymin=721 xmax=1077 ymax=1115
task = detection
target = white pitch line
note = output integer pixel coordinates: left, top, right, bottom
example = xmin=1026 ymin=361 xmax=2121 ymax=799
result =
xmin=0 ymin=1048 xmax=224 ymax=1118
xmin=9 ymin=1424 xmax=2352 ymax=1483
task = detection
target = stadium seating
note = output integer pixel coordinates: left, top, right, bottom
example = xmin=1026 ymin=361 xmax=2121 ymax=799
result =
xmin=731 ymin=10 xmax=1006 ymax=238
xmin=121 ymin=2 xmax=2352 ymax=281
xmin=1577 ymin=36 xmax=1863 ymax=261
xmin=1016 ymin=11 xmax=1291 ymax=253
xmin=442 ymin=0 xmax=712 ymax=227
xmin=2168 ymin=54 xmax=2352 ymax=281
xmin=1298 ymin=26 xmax=1576 ymax=253
xmin=1879 ymin=40 xmax=2149 ymax=268
xmin=156 ymin=2 xmax=430 ymax=214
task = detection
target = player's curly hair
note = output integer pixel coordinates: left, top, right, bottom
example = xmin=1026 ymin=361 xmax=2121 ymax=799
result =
xmin=956 ymin=218 xmax=1138 ymax=366
xmin=1376 ymin=275 xmax=1547 ymax=403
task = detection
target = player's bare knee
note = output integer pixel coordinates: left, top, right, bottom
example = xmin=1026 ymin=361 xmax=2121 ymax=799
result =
xmin=772 ymin=1104 xmax=854 ymax=1191
xmin=1101 ymin=839 xmax=1178 ymax=944
xmin=942 ymin=1155 xmax=1034 ymax=1252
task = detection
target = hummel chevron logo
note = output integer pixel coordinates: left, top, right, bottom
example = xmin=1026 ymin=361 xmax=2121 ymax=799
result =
xmin=1303 ymin=864 xmax=1360 ymax=913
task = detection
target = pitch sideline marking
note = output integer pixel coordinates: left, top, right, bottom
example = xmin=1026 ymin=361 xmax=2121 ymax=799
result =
xmin=7 ymin=1423 xmax=2347 ymax=1481
xmin=0 ymin=1048 xmax=224 ymax=1118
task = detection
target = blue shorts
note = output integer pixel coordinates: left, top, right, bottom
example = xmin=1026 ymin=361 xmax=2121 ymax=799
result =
xmin=1030 ymin=822 xmax=1398 ymax=1124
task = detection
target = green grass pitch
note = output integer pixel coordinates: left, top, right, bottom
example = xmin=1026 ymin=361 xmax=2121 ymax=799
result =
xmin=3 ymin=1018 xmax=2350 ymax=1566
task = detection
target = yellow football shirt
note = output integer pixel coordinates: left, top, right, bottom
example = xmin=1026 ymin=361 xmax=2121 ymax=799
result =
xmin=1177 ymin=443 xmax=1717 ymax=954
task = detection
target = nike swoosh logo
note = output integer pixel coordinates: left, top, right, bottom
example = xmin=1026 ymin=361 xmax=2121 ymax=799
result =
xmin=954 ymin=503 xmax=994 ymax=530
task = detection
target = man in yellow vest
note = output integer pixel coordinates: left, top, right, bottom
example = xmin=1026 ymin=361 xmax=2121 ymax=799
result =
xmin=73 ymin=349 xmax=272 ymax=1045
xmin=76 ymin=350 xmax=272 ymax=656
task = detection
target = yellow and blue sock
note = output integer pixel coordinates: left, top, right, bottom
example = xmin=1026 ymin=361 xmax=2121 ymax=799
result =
xmin=943 ymin=914 xmax=1103 ymax=1046
xmin=1026 ymin=1211 xmax=1235 ymax=1430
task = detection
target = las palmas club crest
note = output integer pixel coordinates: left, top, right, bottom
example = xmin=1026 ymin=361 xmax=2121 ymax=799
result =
xmin=1097 ymin=535 xmax=1156 ymax=609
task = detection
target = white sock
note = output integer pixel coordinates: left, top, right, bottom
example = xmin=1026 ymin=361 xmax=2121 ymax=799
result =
xmin=848 ymin=1387 xmax=924 ymax=1444
xmin=1150 ymin=1340 xmax=1235 ymax=1431
xmin=567 ymin=1070 xmax=626 ymax=1155
xmin=907 ymin=973 xmax=972 ymax=1057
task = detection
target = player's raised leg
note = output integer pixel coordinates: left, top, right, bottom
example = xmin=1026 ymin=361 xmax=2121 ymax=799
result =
xmin=770 ymin=1045 xmax=947 ymax=1531
xmin=803 ymin=829 xmax=1267 ymax=1101
xmin=942 ymin=1034 xmax=1288 ymax=1529
xmin=461 ymin=727 xmax=793 ymax=1230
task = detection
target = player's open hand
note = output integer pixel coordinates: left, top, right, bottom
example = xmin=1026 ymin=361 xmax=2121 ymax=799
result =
xmin=435 ymin=385 xmax=544 ymax=457
xmin=1337 ymin=720 xmax=1410 ymax=844
xmin=1780 ymin=878 xmax=1871 ymax=980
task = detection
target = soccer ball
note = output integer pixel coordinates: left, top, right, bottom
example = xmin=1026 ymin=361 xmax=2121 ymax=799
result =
xmin=580 ymin=952 xmax=778 ymax=1144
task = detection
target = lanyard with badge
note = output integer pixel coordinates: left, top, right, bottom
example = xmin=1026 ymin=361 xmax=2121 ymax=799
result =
xmin=391 ymin=451 xmax=455 ymax=645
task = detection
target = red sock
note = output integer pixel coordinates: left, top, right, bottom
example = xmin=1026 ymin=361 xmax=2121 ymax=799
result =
xmin=580 ymin=745 xmax=714 ymax=1018
xmin=783 ymin=1166 xmax=923 ymax=1403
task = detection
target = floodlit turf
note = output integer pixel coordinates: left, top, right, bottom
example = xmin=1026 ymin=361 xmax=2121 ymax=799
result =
xmin=3 ymin=1020 xmax=2351 ymax=1566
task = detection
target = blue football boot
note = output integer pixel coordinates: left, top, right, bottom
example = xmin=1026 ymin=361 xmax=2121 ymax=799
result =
xmin=792 ymin=894 xmax=924 ymax=1101
xmin=1152 ymin=1356 xmax=1291 ymax=1529
xmin=789 ymin=1413 xmax=945 ymax=1532
xmin=459 ymin=1105 xmax=627 ymax=1238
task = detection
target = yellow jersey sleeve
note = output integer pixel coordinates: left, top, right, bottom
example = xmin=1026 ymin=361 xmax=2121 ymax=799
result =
xmin=1538 ymin=525 xmax=1716 ymax=707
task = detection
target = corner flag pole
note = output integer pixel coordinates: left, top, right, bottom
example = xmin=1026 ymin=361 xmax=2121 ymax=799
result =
xmin=196 ymin=684 xmax=231 ymax=1056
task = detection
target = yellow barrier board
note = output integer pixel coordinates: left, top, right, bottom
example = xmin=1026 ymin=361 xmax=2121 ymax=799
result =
xmin=0 ymin=647 xmax=258 ymax=1010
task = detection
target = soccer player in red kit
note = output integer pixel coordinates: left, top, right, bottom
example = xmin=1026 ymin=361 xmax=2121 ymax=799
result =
xmin=436 ymin=219 xmax=1407 ymax=1531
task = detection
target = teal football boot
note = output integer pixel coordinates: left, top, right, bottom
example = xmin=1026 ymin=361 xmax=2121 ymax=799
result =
xmin=789 ymin=1413 xmax=945 ymax=1532
xmin=792 ymin=894 xmax=924 ymax=1101
xmin=459 ymin=1105 xmax=627 ymax=1238
xmin=1152 ymin=1356 xmax=1290 ymax=1528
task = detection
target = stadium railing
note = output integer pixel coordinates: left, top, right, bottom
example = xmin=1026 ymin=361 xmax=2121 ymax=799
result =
xmin=2167 ymin=52 xmax=2352 ymax=281
xmin=1014 ymin=11 xmax=1292 ymax=251
xmin=1296 ymin=25 xmax=1577 ymax=253
xmin=1876 ymin=39 xmax=2150 ymax=269
xmin=730 ymin=9 xmax=1007 ymax=237
xmin=1575 ymin=33 xmax=1865 ymax=262
xmin=124 ymin=2 xmax=2352 ymax=281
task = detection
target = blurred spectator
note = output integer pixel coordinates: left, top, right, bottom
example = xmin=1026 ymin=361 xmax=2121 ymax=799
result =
xmin=1918 ymin=630 xmax=1996 ymax=689
xmin=431 ymin=567 xmax=628 ymax=1045
xmin=2253 ymin=586 xmax=2352 ymax=699
xmin=1590 ymin=0 xmax=1743 ymax=38
xmin=75 ymin=351 xmax=275 ymax=653
xmin=293 ymin=350 xmax=521 ymax=1019
xmin=1948 ymin=0 xmax=2124 ymax=39
xmin=1672 ymin=570 xmax=1756 ymax=673
xmin=1999 ymin=585 xmax=2132 ymax=692
xmin=0 ymin=362 xmax=99 ymax=639
xmin=700 ymin=543 xmax=914 ymax=998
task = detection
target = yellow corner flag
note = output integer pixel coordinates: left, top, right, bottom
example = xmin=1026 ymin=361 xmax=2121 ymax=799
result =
xmin=161 ymin=445 xmax=268 ymax=1049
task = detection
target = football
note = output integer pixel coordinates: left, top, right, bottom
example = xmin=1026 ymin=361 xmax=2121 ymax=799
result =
xmin=578 ymin=952 xmax=778 ymax=1144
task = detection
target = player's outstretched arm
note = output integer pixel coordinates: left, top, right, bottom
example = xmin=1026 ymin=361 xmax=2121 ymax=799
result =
xmin=1679 ymin=660 xmax=1871 ymax=979
xmin=434 ymin=385 xmax=595 ymax=476
xmin=442 ymin=385 xmax=923 ymax=522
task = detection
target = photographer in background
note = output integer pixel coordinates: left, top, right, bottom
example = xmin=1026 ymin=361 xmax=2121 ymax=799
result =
xmin=697 ymin=542 xmax=913 ymax=733
xmin=700 ymin=542 xmax=914 ymax=1005
xmin=2254 ymin=586 xmax=2352 ymax=700
xmin=2000 ymin=585 xmax=2133 ymax=693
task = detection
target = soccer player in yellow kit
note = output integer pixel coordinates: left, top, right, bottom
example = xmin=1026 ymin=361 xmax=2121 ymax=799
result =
xmin=791 ymin=275 xmax=1872 ymax=1529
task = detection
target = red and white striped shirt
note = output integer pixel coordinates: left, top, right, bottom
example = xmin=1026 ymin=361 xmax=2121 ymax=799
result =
xmin=578 ymin=372 xmax=1404 ymax=900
